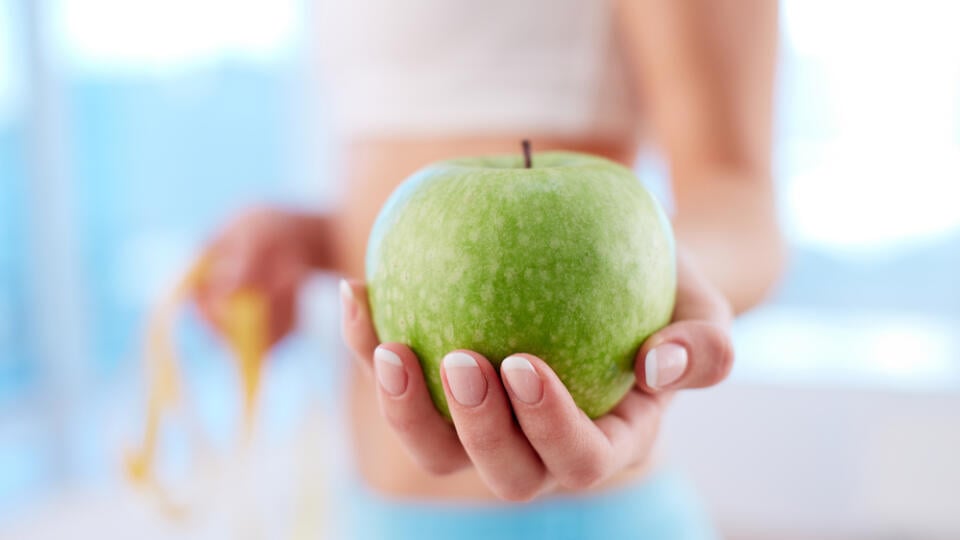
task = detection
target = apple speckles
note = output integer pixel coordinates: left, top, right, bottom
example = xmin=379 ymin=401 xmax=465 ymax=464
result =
xmin=367 ymin=154 xmax=676 ymax=420
xmin=479 ymin=283 xmax=494 ymax=303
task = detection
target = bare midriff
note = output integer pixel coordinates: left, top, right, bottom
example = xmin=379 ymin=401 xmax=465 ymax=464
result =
xmin=331 ymin=134 xmax=659 ymax=501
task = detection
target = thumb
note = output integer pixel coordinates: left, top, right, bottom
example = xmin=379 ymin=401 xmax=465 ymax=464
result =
xmin=636 ymin=320 xmax=734 ymax=392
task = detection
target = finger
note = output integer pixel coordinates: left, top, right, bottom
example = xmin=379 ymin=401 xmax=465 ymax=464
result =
xmin=634 ymin=249 xmax=735 ymax=392
xmin=592 ymin=388 xmax=664 ymax=471
xmin=193 ymin=242 xmax=260 ymax=332
xmin=340 ymin=279 xmax=379 ymax=372
xmin=440 ymin=350 xmax=548 ymax=501
xmin=636 ymin=320 xmax=734 ymax=391
xmin=374 ymin=343 xmax=470 ymax=476
xmin=501 ymin=354 xmax=620 ymax=490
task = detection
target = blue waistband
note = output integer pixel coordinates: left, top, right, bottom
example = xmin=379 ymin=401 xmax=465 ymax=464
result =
xmin=333 ymin=469 xmax=718 ymax=540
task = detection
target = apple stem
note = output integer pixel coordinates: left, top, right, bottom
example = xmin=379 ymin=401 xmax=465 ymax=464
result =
xmin=522 ymin=139 xmax=532 ymax=168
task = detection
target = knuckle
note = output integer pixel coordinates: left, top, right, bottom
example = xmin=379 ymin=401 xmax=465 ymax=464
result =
xmin=416 ymin=455 xmax=463 ymax=476
xmin=707 ymin=330 xmax=735 ymax=384
xmin=461 ymin=430 xmax=508 ymax=454
xmin=525 ymin=419 xmax=576 ymax=447
xmin=560 ymin=456 xmax=607 ymax=490
xmin=385 ymin=410 xmax=424 ymax=437
xmin=494 ymin=481 xmax=541 ymax=503
xmin=386 ymin=417 xmax=466 ymax=476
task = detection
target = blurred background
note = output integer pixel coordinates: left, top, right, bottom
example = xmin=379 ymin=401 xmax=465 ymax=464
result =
xmin=1 ymin=0 xmax=959 ymax=538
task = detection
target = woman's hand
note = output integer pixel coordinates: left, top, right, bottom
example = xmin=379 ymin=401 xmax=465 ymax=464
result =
xmin=339 ymin=248 xmax=733 ymax=502
xmin=194 ymin=208 xmax=319 ymax=345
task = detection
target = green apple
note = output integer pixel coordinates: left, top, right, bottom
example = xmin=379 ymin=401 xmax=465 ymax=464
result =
xmin=365 ymin=149 xmax=676 ymax=419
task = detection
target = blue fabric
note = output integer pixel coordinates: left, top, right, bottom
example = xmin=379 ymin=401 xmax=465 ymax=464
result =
xmin=337 ymin=470 xmax=718 ymax=540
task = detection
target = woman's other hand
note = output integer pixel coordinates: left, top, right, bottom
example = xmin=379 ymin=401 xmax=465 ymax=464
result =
xmin=195 ymin=207 xmax=333 ymax=344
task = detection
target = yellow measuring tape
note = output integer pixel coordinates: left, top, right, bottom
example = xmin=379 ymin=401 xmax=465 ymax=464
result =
xmin=124 ymin=255 xmax=267 ymax=519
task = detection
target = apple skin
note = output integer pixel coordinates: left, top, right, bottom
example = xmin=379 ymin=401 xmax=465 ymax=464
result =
xmin=365 ymin=151 xmax=676 ymax=419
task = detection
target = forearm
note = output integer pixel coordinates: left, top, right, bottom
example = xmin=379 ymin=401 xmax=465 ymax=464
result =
xmin=671 ymin=169 xmax=785 ymax=314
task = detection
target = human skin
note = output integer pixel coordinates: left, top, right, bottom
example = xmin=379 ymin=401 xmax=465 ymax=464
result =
xmin=195 ymin=0 xmax=783 ymax=501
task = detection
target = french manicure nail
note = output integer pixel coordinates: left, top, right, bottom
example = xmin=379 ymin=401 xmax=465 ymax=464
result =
xmin=339 ymin=279 xmax=357 ymax=322
xmin=374 ymin=347 xmax=407 ymax=396
xmin=645 ymin=343 xmax=688 ymax=389
xmin=443 ymin=352 xmax=487 ymax=407
xmin=501 ymin=355 xmax=543 ymax=404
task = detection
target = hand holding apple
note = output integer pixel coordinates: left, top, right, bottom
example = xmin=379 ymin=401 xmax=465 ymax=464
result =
xmin=340 ymin=249 xmax=733 ymax=501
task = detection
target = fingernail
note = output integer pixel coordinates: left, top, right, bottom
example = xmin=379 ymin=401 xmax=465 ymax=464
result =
xmin=374 ymin=347 xmax=407 ymax=396
xmin=339 ymin=279 xmax=357 ymax=322
xmin=443 ymin=352 xmax=486 ymax=407
xmin=645 ymin=343 xmax=688 ymax=389
xmin=501 ymin=356 xmax=543 ymax=404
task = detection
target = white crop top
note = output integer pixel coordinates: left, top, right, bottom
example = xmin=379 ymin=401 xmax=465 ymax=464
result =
xmin=315 ymin=0 xmax=638 ymax=139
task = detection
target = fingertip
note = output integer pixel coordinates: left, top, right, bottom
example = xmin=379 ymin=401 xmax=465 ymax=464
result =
xmin=636 ymin=321 xmax=734 ymax=391
xmin=339 ymin=278 xmax=358 ymax=323
xmin=440 ymin=349 xmax=500 ymax=380
xmin=376 ymin=342 xmax=419 ymax=366
xmin=640 ymin=342 xmax=689 ymax=391
xmin=500 ymin=355 xmax=544 ymax=405
xmin=373 ymin=345 xmax=408 ymax=397
xmin=504 ymin=353 xmax=582 ymax=424
xmin=440 ymin=350 xmax=492 ymax=409
xmin=500 ymin=353 xmax=551 ymax=377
